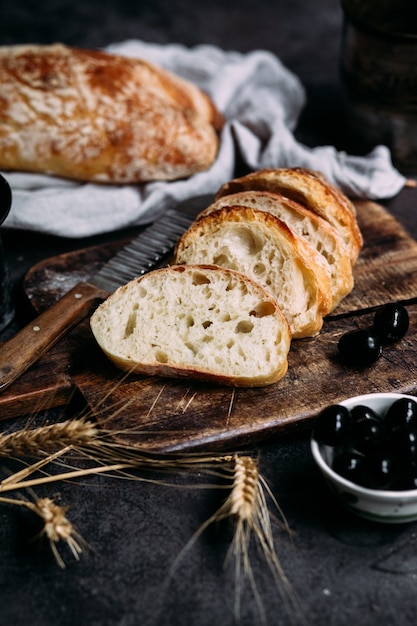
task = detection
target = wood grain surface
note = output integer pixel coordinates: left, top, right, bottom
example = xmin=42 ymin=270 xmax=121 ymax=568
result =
xmin=1 ymin=200 xmax=417 ymax=451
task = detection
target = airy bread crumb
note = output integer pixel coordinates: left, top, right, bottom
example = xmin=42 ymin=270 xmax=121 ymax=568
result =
xmin=90 ymin=265 xmax=291 ymax=387
xmin=174 ymin=207 xmax=332 ymax=338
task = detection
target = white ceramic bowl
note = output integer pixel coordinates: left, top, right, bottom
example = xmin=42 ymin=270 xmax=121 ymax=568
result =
xmin=311 ymin=392 xmax=417 ymax=523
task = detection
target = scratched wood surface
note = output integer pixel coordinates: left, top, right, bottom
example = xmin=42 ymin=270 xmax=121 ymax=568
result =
xmin=1 ymin=200 xmax=417 ymax=451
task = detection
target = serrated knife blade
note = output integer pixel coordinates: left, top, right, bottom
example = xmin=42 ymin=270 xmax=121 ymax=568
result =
xmin=0 ymin=207 xmax=195 ymax=392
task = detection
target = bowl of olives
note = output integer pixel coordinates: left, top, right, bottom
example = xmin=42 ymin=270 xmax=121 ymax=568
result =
xmin=311 ymin=393 xmax=417 ymax=523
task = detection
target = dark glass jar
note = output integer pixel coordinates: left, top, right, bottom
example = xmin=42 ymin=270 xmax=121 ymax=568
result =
xmin=340 ymin=0 xmax=417 ymax=174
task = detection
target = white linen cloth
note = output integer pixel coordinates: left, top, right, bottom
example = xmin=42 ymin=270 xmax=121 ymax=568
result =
xmin=2 ymin=40 xmax=406 ymax=238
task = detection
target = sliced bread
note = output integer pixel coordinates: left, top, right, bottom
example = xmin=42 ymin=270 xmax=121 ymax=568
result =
xmin=174 ymin=206 xmax=333 ymax=338
xmin=215 ymin=167 xmax=363 ymax=264
xmin=90 ymin=264 xmax=291 ymax=387
xmin=197 ymin=190 xmax=354 ymax=311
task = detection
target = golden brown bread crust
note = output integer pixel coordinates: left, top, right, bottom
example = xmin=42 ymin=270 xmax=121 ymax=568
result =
xmin=197 ymin=189 xmax=354 ymax=311
xmin=216 ymin=167 xmax=363 ymax=264
xmin=0 ymin=43 xmax=223 ymax=183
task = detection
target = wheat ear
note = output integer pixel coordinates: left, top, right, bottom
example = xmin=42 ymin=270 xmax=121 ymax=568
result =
xmin=0 ymin=495 xmax=85 ymax=568
xmin=30 ymin=497 xmax=85 ymax=568
xmin=167 ymin=454 xmax=303 ymax=625
xmin=226 ymin=455 xmax=302 ymax=624
xmin=0 ymin=419 xmax=99 ymax=458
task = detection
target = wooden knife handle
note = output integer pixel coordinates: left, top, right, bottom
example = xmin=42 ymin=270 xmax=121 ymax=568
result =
xmin=0 ymin=281 xmax=108 ymax=393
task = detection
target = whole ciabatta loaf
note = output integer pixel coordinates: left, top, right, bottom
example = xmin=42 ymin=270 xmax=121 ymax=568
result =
xmin=0 ymin=44 xmax=223 ymax=183
xmin=197 ymin=190 xmax=354 ymax=311
xmin=174 ymin=206 xmax=333 ymax=338
xmin=90 ymin=265 xmax=291 ymax=387
xmin=216 ymin=167 xmax=363 ymax=264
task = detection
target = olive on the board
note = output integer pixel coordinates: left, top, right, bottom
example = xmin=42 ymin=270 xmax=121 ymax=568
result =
xmin=373 ymin=303 xmax=409 ymax=344
xmin=337 ymin=329 xmax=383 ymax=367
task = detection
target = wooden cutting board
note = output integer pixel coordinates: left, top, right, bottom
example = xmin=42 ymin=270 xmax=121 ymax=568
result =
xmin=1 ymin=200 xmax=417 ymax=452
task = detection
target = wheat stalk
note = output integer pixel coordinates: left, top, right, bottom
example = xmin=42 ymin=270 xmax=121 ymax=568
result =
xmin=29 ymin=497 xmax=85 ymax=568
xmin=0 ymin=494 xmax=85 ymax=569
xmin=166 ymin=454 xmax=304 ymax=625
xmin=0 ymin=418 xmax=99 ymax=457
xmin=226 ymin=455 xmax=304 ymax=624
xmin=0 ymin=414 xmax=303 ymax=622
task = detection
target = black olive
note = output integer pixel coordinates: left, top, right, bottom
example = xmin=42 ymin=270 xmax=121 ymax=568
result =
xmin=373 ymin=303 xmax=409 ymax=344
xmin=352 ymin=417 xmax=386 ymax=455
xmin=389 ymin=426 xmax=417 ymax=462
xmin=313 ymin=404 xmax=352 ymax=447
xmin=337 ymin=329 xmax=383 ymax=367
xmin=362 ymin=453 xmax=399 ymax=490
xmin=397 ymin=460 xmax=417 ymax=490
xmin=350 ymin=404 xmax=382 ymax=423
xmin=384 ymin=398 xmax=417 ymax=432
xmin=332 ymin=451 xmax=365 ymax=485
xmin=316 ymin=400 xmax=417 ymax=492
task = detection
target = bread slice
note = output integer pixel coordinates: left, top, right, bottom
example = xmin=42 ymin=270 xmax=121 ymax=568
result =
xmin=215 ymin=167 xmax=363 ymax=264
xmin=198 ymin=190 xmax=354 ymax=311
xmin=174 ymin=206 xmax=333 ymax=338
xmin=90 ymin=264 xmax=291 ymax=387
xmin=0 ymin=44 xmax=223 ymax=183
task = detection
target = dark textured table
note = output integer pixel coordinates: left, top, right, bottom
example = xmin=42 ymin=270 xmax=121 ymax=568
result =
xmin=1 ymin=2 xmax=417 ymax=625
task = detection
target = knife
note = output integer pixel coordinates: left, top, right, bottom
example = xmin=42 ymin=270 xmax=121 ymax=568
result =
xmin=0 ymin=207 xmax=195 ymax=392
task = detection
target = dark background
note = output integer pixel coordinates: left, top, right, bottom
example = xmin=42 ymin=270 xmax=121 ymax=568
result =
xmin=1 ymin=2 xmax=417 ymax=626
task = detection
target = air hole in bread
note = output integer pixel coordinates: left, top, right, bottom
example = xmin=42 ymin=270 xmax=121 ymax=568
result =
xmin=185 ymin=342 xmax=197 ymax=355
xmin=213 ymin=253 xmax=237 ymax=270
xmin=250 ymin=301 xmax=276 ymax=318
xmin=124 ymin=312 xmax=137 ymax=338
xmin=226 ymin=225 xmax=264 ymax=256
xmin=202 ymin=320 xmax=212 ymax=329
xmin=253 ymin=262 xmax=266 ymax=276
xmin=235 ymin=320 xmax=254 ymax=333
xmin=192 ymin=272 xmax=211 ymax=285
xmin=155 ymin=350 xmax=169 ymax=363
xmin=238 ymin=346 xmax=247 ymax=360
xmin=324 ymin=252 xmax=336 ymax=265
xmin=186 ymin=315 xmax=195 ymax=327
